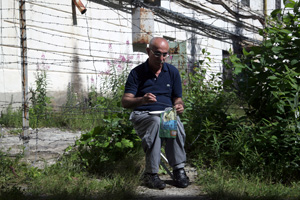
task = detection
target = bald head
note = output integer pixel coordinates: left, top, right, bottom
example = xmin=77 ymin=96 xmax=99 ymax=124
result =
xmin=149 ymin=37 xmax=169 ymax=50
xmin=147 ymin=37 xmax=170 ymax=72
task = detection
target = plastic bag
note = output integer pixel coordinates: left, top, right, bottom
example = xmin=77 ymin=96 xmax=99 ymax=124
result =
xmin=159 ymin=107 xmax=177 ymax=138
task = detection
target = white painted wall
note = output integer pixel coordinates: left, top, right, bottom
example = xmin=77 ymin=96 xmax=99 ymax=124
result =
xmin=0 ymin=0 xmax=278 ymax=109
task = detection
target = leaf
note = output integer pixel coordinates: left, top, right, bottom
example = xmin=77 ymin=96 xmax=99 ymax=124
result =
xmin=115 ymin=142 xmax=122 ymax=148
xmin=268 ymin=76 xmax=278 ymax=80
xmin=121 ymin=139 xmax=133 ymax=148
xmin=279 ymin=29 xmax=292 ymax=34
xmin=243 ymin=48 xmax=250 ymax=56
xmin=263 ymin=40 xmax=273 ymax=48
xmin=285 ymin=1 xmax=295 ymax=8
xmin=291 ymin=59 xmax=298 ymax=66
xmin=233 ymin=63 xmax=246 ymax=74
xmin=271 ymin=9 xmax=282 ymax=18
xmin=271 ymin=46 xmax=284 ymax=54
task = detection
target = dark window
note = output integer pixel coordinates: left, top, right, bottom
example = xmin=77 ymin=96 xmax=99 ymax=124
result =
xmin=276 ymin=0 xmax=281 ymax=9
xmin=222 ymin=50 xmax=233 ymax=90
xmin=241 ymin=0 xmax=250 ymax=7
xmin=144 ymin=0 xmax=161 ymax=6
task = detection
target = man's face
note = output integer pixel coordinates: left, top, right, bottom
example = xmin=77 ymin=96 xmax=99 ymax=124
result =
xmin=147 ymin=40 xmax=169 ymax=69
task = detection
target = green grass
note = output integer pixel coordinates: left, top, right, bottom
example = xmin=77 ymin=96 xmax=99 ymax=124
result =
xmin=2 ymin=148 xmax=300 ymax=200
xmin=0 ymin=149 xmax=144 ymax=200
xmin=197 ymin=166 xmax=300 ymax=200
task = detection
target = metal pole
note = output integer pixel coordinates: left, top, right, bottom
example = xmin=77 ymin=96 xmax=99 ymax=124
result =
xmin=160 ymin=153 xmax=174 ymax=180
xmin=19 ymin=0 xmax=30 ymax=157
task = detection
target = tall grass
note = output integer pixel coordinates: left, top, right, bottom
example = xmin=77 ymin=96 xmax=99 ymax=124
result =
xmin=198 ymin=166 xmax=300 ymax=200
xmin=0 ymin=148 xmax=144 ymax=200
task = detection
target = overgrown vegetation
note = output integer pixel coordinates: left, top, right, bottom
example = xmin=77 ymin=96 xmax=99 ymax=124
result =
xmin=0 ymin=148 xmax=144 ymax=200
xmin=29 ymin=70 xmax=52 ymax=128
xmin=225 ymin=0 xmax=300 ymax=182
xmin=0 ymin=54 xmax=145 ymax=199
xmin=1 ymin=1 xmax=300 ymax=199
xmin=69 ymin=110 xmax=141 ymax=173
xmin=197 ymin=166 xmax=300 ymax=200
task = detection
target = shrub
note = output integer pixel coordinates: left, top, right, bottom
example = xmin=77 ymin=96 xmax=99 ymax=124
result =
xmin=226 ymin=0 xmax=300 ymax=182
xmin=71 ymin=109 xmax=141 ymax=173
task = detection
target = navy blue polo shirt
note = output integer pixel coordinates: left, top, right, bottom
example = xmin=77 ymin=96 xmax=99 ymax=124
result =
xmin=124 ymin=59 xmax=182 ymax=111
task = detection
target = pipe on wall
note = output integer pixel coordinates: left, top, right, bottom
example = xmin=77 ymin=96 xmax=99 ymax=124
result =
xmin=73 ymin=0 xmax=87 ymax=14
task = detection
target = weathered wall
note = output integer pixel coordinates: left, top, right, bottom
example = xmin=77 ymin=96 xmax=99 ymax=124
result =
xmin=0 ymin=0 xmax=278 ymax=110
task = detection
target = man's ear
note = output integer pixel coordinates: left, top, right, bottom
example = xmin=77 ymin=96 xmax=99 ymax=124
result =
xmin=146 ymin=47 xmax=150 ymax=55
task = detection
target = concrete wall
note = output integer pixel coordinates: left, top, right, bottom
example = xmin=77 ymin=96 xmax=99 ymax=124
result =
xmin=0 ymin=0 xmax=280 ymax=110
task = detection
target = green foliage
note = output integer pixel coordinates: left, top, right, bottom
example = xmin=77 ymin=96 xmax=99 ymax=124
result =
xmin=29 ymin=70 xmax=52 ymax=128
xmin=0 ymin=96 xmax=22 ymax=127
xmin=198 ymin=166 xmax=300 ymax=200
xmin=72 ymin=110 xmax=141 ymax=173
xmin=224 ymin=1 xmax=300 ymax=182
xmin=0 ymin=150 xmax=28 ymax=199
xmin=182 ymin=49 xmax=238 ymax=164
xmin=0 ymin=148 xmax=142 ymax=200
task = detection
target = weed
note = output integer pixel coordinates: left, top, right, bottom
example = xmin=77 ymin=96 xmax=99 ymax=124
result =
xmin=29 ymin=69 xmax=52 ymax=128
xmin=198 ymin=166 xmax=300 ymax=200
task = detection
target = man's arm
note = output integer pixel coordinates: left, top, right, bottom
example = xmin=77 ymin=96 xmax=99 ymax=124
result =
xmin=173 ymin=97 xmax=184 ymax=114
xmin=121 ymin=93 xmax=157 ymax=109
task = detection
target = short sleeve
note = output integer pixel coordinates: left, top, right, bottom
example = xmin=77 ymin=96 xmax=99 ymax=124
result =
xmin=124 ymin=70 xmax=138 ymax=96
xmin=172 ymin=68 xmax=182 ymax=98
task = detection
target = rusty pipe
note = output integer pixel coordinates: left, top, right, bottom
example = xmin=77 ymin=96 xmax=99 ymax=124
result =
xmin=73 ymin=0 xmax=87 ymax=14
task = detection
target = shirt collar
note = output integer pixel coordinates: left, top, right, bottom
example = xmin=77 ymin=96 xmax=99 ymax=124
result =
xmin=145 ymin=59 xmax=168 ymax=73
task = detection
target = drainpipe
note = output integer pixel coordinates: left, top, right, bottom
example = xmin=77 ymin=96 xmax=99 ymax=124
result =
xmin=73 ymin=0 xmax=87 ymax=14
xmin=264 ymin=0 xmax=267 ymax=18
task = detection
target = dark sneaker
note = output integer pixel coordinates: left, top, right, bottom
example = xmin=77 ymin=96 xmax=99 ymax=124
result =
xmin=173 ymin=168 xmax=189 ymax=188
xmin=143 ymin=173 xmax=166 ymax=190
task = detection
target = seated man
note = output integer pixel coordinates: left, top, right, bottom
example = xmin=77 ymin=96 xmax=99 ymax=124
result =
xmin=121 ymin=37 xmax=189 ymax=189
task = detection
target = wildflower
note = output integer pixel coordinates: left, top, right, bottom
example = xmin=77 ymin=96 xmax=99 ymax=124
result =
xmin=117 ymin=64 xmax=123 ymax=71
xmin=120 ymin=55 xmax=126 ymax=62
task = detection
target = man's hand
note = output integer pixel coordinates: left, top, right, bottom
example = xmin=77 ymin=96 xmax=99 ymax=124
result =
xmin=142 ymin=93 xmax=157 ymax=104
xmin=121 ymin=93 xmax=156 ymax=109
xmin=173 ymin=97 xmax=184 ymax=114
xmin=174 ymin=103 xmax=184 ymax=114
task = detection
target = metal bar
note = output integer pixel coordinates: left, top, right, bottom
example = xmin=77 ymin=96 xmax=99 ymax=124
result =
xmin=160 ymin=152 xmax=174 ymax=180
xmin=19 ymin=0 xmax=30 ymax=157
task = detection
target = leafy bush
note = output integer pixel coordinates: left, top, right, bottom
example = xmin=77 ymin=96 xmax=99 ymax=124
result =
xmin=225 ymin=0 xmax=300 ymax=182
xmin=181 ymin=49 xmax=239 ymax=166
xmin=71 ymin=108 xmax=141 ymax=173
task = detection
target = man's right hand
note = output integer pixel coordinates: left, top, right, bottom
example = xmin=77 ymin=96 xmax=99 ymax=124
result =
xmin=142 ymin=93 xmax=157 ymax=104
xmin=121 ymin=92 xmax=156 ymax=109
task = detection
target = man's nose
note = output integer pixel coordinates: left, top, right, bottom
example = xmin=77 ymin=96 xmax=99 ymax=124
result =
xmin=159 ymin=54 xmax=165 ymax=60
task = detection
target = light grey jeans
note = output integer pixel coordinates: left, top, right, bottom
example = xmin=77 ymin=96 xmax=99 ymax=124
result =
xmin=130 ymin=111 xmax=186 ymax=174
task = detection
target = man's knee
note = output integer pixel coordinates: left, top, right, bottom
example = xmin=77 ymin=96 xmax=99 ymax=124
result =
xmin=148 ymin=115 xmax=160 ymax=125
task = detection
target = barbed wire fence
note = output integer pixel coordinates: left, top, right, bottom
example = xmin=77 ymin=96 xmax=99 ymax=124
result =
xmin=0 ymin=0 xmax=263 ymax=165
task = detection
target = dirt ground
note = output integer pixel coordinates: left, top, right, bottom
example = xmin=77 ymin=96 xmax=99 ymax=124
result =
xmin=0 ymin=127 xmax=209 ymax=200
xmin=136 ymin=165 xmax=210 ymax=200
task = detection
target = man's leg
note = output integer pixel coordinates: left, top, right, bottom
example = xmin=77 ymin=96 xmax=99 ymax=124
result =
xmin=130 ymin=111 xmax=162 ymax=173
xmin=130 ymin=111 xmax=166 ymax=189
xmin=165 ymin=116 xmax=186 ymax=169
xmin=165 ymin=116 xmax=189 ymax=188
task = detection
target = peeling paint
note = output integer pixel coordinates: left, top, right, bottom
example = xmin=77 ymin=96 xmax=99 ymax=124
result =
xmin=132 ymin=7 xmax=154 ymax=45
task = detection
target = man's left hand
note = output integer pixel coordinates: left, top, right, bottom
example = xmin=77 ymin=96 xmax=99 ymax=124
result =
xmin=174 ymin=103 xmax=184 ymax=114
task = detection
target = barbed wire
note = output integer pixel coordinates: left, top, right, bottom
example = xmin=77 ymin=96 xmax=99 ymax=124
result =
xmin=1 ymin=0 xmax=266 ymax=111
